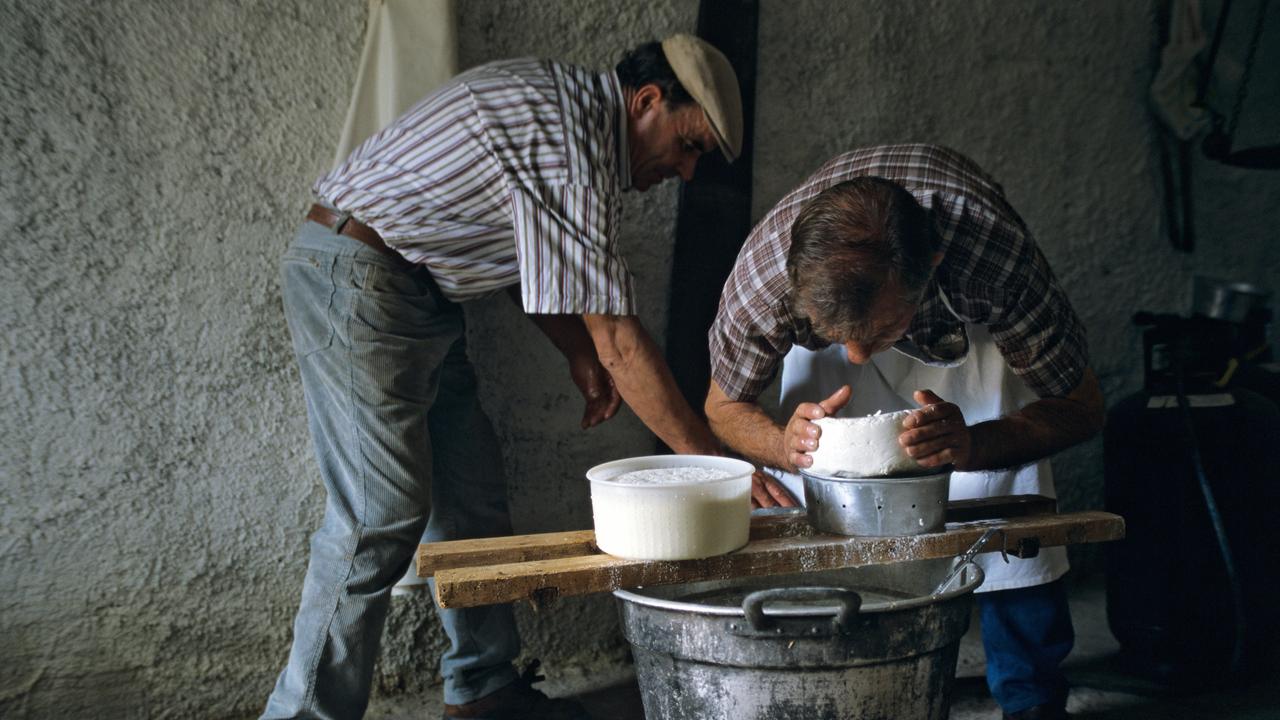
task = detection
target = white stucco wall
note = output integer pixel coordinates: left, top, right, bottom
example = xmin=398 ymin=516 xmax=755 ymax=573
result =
xmin=3 ymin=1 xmax=1277 ymax=717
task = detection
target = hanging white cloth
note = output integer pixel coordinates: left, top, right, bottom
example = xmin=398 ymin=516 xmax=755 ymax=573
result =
xmin=767 ymin=297 xmax=1069 ymax=593
xmin=331 ymin=0 xmax=458 ymax=168
xmin=1148 ymin=0 xmax=1240 ymax=141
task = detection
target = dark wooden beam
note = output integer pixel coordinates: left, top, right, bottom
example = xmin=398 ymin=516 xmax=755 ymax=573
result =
xmin=661 ymin=0 xmax=759 ymax=449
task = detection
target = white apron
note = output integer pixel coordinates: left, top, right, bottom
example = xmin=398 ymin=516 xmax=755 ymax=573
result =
xmin=769 ymin=299 xmax=1068 ymax=592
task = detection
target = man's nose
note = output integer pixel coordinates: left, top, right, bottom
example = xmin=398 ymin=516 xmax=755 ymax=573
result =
xmin=844 ymin=341 xmax=874 ymax=365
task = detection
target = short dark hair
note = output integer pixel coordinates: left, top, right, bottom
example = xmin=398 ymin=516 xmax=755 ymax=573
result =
xmin=785 ymin=177 xmax=939 ymax=341
xmin=616 ymin=41 xmax=694 ymax=108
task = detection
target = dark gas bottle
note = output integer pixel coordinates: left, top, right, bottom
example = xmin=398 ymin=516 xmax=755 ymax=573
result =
xmin=1104 ymin=315 xmax=1280 ymax=687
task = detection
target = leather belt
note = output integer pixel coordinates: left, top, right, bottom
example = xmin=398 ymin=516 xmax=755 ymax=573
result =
xmin=306 ymin=204 xmax=408 ymax=265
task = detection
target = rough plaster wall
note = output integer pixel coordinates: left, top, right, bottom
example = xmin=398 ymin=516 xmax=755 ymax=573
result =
xmin=4 ymin=0 xmax=1279 ymax=718
xmin=2 ymin=1 xmax=364 ymax=717
xmin=0 ymin=0 xmax=696 ymax=718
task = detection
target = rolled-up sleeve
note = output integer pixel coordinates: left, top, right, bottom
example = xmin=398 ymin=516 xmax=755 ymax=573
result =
xmin=988 ymin=241 xmax=1089 ymax=398
xmin=709 ymin=276 xmax=797 ymax=403
xmin=509 ymin=182 xmax=635 ymax=315
xmin=708 ymin=200 xmax=803 ymax=403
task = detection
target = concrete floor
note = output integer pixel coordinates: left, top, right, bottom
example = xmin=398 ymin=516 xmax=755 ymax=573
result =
xmin=367 ymin=578 xmax=1280 ymax=719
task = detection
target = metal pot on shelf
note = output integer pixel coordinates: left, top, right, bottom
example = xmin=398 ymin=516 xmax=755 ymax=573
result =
xmin=800 ymin=466 xmax=952 ymax=536
xmin=1190 ymin=275 xmax=1271 ymax=324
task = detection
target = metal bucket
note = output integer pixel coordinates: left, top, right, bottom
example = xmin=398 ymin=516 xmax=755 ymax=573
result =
xmin=616 ymin=559 xmax=984 ymax=720
xmin=801 ymin=468 xmax=951 ymax=536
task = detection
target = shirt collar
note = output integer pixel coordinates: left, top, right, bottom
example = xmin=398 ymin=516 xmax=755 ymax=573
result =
xmin=605 ymin=71 xmax=632 ymax=191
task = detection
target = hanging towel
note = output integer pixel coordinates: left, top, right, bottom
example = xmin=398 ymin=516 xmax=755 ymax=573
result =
xmin=1150 ymin=0 xmax=1211 ymax=140
xmin=332 ymin=0 xmax=458 ymax=168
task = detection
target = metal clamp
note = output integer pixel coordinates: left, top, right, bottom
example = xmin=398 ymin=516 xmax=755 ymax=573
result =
xmin=932 ymin=527 xmax=1000 ymax=595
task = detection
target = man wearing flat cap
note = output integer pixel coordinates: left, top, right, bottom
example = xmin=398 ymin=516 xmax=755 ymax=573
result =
xmin=263 ymin=35 xmax=742 ymax=720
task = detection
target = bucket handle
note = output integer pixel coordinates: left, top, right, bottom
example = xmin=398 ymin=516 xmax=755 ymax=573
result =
xmin=741 ymin=587 xmax=863 ymax=633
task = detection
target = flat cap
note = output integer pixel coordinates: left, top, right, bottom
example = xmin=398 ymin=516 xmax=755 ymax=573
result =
xmin=661 ymin=34 xmax=743 ymax=163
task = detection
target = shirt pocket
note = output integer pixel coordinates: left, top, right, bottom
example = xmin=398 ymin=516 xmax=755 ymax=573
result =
xmin=280 ymin=249 xmax=337 ymax=358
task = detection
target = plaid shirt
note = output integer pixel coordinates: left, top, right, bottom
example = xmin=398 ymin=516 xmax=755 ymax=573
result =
xmin=710 ymin=144 xmax=1088 ymax=402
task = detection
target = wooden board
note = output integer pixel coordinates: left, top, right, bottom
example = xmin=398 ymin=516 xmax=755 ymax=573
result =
xmin=432 ymin=511 xmax=1121 ymax=608
xmin=416 ymin=494 xmax=1058 ymax=578
xmin=425 ymin=512 xmax=1122 ymax=610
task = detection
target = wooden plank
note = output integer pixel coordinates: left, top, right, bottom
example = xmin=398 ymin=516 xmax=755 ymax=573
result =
xmin=416 ymin=494 xmax=1057 ymax=578
xmin=417 ymin=529 xmax=599 ymax=578
xmin=431 ymin=510 xmax=1123 ymax=609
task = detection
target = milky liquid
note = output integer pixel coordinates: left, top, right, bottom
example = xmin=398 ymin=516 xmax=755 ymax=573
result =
xmin=592 ymin=466 xmax=751 ymax=560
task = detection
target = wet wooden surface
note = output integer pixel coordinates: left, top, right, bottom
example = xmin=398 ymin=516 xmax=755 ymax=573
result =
xmin=417 ymin=494 xmax=1056 ymax=577
xmin=417 ymin=497 xmax=1126 ymax=609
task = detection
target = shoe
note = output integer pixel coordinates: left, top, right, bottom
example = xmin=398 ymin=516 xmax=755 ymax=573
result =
xmin=1003 ymin=702 xmax=1069 ymax=720
xmin=442 ymin=660 xmax=593 ymax=720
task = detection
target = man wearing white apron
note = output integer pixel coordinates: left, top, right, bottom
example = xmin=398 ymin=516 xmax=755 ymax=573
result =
xmin=705 ymin=145 xmax=1104 ymax=720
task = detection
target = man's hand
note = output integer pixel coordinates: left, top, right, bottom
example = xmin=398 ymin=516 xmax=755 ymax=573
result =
xmin=751 ymin=470 xmax=798 ymax=509
xmin=900 ymin=389 xmax=972 ymax=469
xmin=567 ymin=353 xmax=621 ymax=429
xmin=582 ymin=313 xmax=720 ymax=454
xmin=784 ymin=385 xmax=852 ymax=471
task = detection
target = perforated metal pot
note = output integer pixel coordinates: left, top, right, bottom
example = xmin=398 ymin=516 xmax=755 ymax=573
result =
xmin=801 ymin=467 xmax=951 ymax=536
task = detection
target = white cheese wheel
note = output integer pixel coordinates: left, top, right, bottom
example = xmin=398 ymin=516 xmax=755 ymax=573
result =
xmin=809 ymin=409 xmax=923 ymax=477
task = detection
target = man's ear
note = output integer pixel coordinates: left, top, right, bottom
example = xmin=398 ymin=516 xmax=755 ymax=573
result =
xmin=630 ymin=83 xmax=663 ymax=115
xmin=930 ymin=251 xmax=945 ymax=268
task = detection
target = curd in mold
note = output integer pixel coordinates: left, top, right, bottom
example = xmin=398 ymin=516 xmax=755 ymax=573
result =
xmin=587 ymin=456 xmax=754 ymax=560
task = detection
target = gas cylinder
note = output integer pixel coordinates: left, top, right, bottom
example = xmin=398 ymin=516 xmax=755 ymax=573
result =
xmin=1104 ymin=313 xmax=1280 ymax=687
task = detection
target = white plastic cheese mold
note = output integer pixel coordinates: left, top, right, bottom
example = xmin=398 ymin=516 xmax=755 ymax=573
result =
xmin=586 ymin=455 xmax=754 ymax=560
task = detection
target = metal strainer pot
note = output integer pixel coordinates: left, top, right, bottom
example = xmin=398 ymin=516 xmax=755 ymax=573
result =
xmin=800 ymin=467 xmax=952 ymax=536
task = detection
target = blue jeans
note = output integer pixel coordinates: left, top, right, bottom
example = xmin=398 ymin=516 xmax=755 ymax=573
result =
xmin=977 ymin=580 xmax=1074 ymax=714
xmin=262 ymin=222 xmax=520 ymax=719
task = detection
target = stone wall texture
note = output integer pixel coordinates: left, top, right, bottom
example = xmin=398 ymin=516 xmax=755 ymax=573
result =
xmin=3 ymin=0 xmax=1277 ymax=717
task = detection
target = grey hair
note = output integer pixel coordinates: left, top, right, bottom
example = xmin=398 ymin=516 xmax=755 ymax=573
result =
xmin=785 ymin=177 xmax=939 ymax=341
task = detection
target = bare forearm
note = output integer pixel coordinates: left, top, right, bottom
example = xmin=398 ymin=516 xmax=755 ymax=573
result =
xmin=964 ymin=368 xmax=1105 ymax=471
xmin=524 ymin=312 xmax=594 ymax=358
xmin=704 ymin=381 xmax=788 ymax=470
xmin=513 ymin=289 xmax=594 ymax=359
xmin=584 ymin=314 xmax=718 ymax=454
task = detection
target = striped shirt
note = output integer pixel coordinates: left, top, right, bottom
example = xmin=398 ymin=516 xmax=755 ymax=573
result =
xmin=314 ymin=59 xmax=635 ymax=314
xmin=710 ymin=144 xmax=1088 ymax=402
